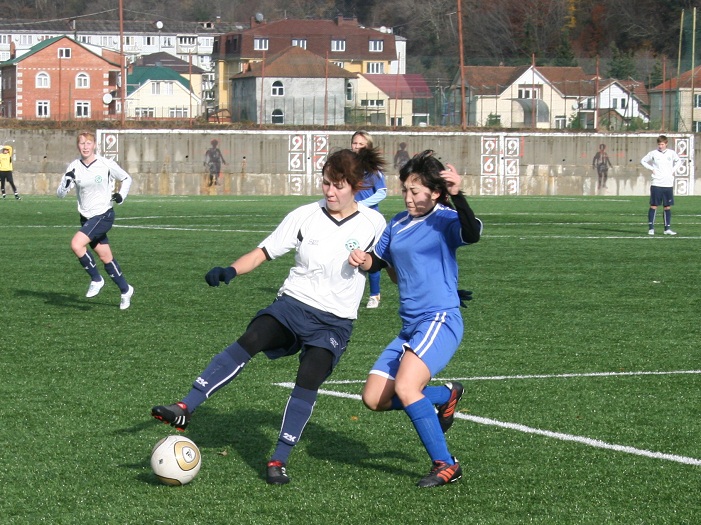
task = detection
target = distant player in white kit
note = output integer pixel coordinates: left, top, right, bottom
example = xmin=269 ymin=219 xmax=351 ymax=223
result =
xmin=641 ymin=134 xmax=681 ymax=236
xmin=57 ymin=131 xmax=134 ymax=309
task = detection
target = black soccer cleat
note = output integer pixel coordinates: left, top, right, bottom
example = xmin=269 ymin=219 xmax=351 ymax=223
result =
xmin=417 ymin=458 xmax=462 ymax=488
xmin=266 ymin=460 xmax=290 ymax=485
xmin=437 ymin=382 xmax=464 ymax=433
xmin=151 ymin=402 xmax=191 ymax=431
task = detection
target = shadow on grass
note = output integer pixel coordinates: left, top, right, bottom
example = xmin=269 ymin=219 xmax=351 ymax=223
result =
xmin=15 ymin=288 xmax=94 ymax=310
xmin=130 ymin=406 xmax=416 ymax=482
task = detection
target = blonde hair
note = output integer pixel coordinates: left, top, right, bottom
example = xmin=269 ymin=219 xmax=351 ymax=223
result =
xmin=351 ymin=130 xmax=374 ymax=149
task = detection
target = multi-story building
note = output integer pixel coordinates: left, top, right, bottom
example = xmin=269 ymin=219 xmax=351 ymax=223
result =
xmin=0 ymin=35 xmax=121 ymax=120
xmin=212 ymin=16 xmax=403 ymax=112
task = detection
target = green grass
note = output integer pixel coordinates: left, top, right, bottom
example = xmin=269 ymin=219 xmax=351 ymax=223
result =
xmin=0 ymin=194 xmax=699 ymax=524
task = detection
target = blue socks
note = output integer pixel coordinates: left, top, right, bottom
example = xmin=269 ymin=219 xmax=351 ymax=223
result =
xmin=664 ymin=208 xmax=672 ymax=230
xmin=78 ymin=251 xmax=101 ymax=281
xmin=648 ymin=208 xmax=656 ymax=230
xmin=270 ymin=385 xmax=317 ymax=464
xmin=405 ymin=397 xmax=453 ymax=464
xmin=389 ymin=385 xmax=450 ymax=410
xmin=105 ymin=259 xmax=129 ymax=293
xmin=181 ymin=342 xmax=251 ymax=411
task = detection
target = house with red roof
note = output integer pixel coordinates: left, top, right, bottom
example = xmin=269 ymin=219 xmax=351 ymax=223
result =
xmin=213 ymin=16 xmax=399 ymax=113
xmin=648 ymin=66 xmax=701 ymax=132
xmin=229 ymin=46 xmax=356 ymax=125
xmin=450 ymin=64 xmax=648 ymax=130
xmin=354 ymin=73 xmax=433 ymax=126
xmin=0 ymin=35 xmax=121 ymax=120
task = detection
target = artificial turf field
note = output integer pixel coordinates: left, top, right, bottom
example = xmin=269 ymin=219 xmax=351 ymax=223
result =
xmin=0 ymin=194 xmax=698 ymax=524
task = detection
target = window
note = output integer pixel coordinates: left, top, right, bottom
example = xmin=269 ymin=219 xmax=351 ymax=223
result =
xmin=36 ymin=101 xmax=50 ymax=118
xmin=254 ymin=38 xmax=269 ymax=51
xmin=162 ymin=37 xmax=173 ymax=47
xmin=20 ymin=35 xmax=33 ymax=45
xmin=0 ymin=35 xmax=9 ymax=44
xmin=620 ymin=98 xmax=627 ymax=109
xmin=178 ymin=36 xmax=196 ymax=46
xmin=271 ymin=80 xmax=284 ymax=96
xmin=151 ymin=81 xmax=174 ymax=95
xmin=331 ymin=39 xmax=345 ymax=52
xmin=366 ymin=62 xmax=384 ymax=74
xmin=123 ymin=36 xmax=134 ymax=46
xmin=694 ymin=121 xmax=701 ymax=132
xmin=390 ymin=117 xmax=403 ymax=126
xmin=169 ymin=108 xmax=189 ymax=118
xmin=75 ymin=101 xmax=90 ymax=118
xmin=78 ymin=35 xmax=91 ymax=44
xmin=271 ymin=109 xmax=284 ymax=124
xmin=58 ymin=48 xmax=71 ymax=59
xmin=694 ymin=94 xmax=701 ymax=108
xmin=100 ymin=36 xmax=111 ymax=47
xmin=346 ymin=81 xmax=353 ymax=101
xmin=145 ymin=36 xmax=156 ymax=46
xmin=612 ymin=99 xmax=618 ymax=109
xmin=291 ymin=39 xmax=307 ymax=49
xmin=76 ymin=73 xmax=89 ymax=89
xmin=360 ymin=99 xmax=384 ymax=107
xmin=517 ymin=86 xmax=541 ymax=99
xmin=36 ymin=72 xmax=50 ymax=88
xmin=333 ymin=61 xmax=345 ymax=68
xmin=369 ymin=39 xmax=384 ymax=52
xmin=555 ymin=115 xmax=567 ymax=128
xmin=135 ymin=108 xmax=155 ymax=118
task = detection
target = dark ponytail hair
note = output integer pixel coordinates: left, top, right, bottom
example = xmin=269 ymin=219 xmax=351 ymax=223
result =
xmin=399 ymin=150 xmax=452 ymax=206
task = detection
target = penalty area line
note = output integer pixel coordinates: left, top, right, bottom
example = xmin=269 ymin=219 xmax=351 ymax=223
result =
xmin=273 ymin=382 xmax=701 ymax=467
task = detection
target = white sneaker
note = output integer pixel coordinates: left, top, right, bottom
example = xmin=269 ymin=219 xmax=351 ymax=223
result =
xmin=664 ymin=229 xmax=677 ymax=235
xmin=86 ymin=278 xmax=105 ymax=298
xmin=120 ymin=285 xmax=134 ymax=310
xmin=366 ymin=295 xmax=380 ymax=309
xmin=648 ymin=229 xmax=655 ymax=236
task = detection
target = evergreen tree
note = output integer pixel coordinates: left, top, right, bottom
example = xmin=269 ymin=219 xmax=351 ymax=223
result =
xmin=607 ymin=43 xmax=636 ymax=79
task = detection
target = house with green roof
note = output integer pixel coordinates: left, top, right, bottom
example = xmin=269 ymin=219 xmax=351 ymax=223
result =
xmin=126 ymin=65 xmax=202 ymax=119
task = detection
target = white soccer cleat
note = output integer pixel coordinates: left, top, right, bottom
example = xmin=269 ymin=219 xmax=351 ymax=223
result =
xmin=86 ymin=278 xmax=105 ymax=298
xmin=648 ymin=229 xmax=655 ymax=236
xmin=120 ymin=285 xmax=134 ymax=310
xmin=366 ymin=295 xmax=380 ymax=309
xmin=663 ymin=229 xmax=677 ymax=235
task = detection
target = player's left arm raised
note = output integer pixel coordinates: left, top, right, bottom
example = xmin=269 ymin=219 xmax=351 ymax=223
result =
xmin=441 ymin=163 xmax=482 ymax=244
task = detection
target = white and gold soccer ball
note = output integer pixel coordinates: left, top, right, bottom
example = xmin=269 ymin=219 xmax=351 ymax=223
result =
xmin=150 ymin=435 xmax=202 ymax=486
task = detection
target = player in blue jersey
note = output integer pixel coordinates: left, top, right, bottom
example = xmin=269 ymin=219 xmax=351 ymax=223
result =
xmin=351 ymin=131 xmax=387 ymax=309
xmin=152 ymin=148 xmax=387 ymax=485
xmin=349 ymin=150 xmax=482 ymax=488
xmin=57 ymin=131 xmax=134 ymax=310
xmin=641 ymin=134 xmax=681 ymax=235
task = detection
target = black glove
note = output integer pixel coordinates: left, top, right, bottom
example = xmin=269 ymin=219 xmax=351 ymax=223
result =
xmin=64 ymin=169 xmax=75 ymax=188
xmin=111 ymin=193 xmax=123 ymax=203
xmin=458 ymin=289 xmax=473 ymax=308
xmin=205 ymin=266 xmax=237 ymax=287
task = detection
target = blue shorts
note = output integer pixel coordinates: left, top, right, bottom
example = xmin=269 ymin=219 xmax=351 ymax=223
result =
xmin=251 ymin=294 xmax=353 ymax=369
xmin=79 ymin=208 xmax=115 ymax=247
xmin=650 ymin=186 xmax=674 ymax=207
xmin=369 ymin=309 xmax=463 ymax=380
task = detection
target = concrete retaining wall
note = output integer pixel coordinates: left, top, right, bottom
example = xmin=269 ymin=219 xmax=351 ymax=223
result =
xmin=4 ymin=128 xmax=696 ymax=197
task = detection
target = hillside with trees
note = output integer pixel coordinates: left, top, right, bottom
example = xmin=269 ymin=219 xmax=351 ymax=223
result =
xmin=1 ymin=0 xmax=697 ymax=89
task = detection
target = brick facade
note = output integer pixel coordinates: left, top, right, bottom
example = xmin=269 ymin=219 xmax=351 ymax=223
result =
xmin=1 ymin=36 xmax=121 ymax=120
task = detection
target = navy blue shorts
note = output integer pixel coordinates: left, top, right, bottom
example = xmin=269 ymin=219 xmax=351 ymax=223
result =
xmin=79 ymin=208 xmax=115 ymax=247
xmin=251 ymin=294 xmax=353 ymax=369
xmin=650 ymin=186 xmax=674 ymax=207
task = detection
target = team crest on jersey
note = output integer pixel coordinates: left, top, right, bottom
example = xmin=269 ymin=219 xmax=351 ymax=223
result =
xmin=95 ymin=175 xmax=103 ymax=184
xmin=345 ymin=239 xmax=360 ymax=252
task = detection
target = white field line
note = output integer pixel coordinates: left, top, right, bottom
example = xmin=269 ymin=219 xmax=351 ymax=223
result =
xmin=273 ymin=369 xmax=701 ymax=467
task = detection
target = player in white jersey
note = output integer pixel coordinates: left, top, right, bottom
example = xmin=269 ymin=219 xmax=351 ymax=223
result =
xmin=641 ymin=134 xmax=681 ymax=235
xmin=152 ymin=148 xmax=387 ymax=485
xmin=57 ymin=131 xmax=134 ymax=309
xmin=349 ymin=150 xmax=482 ymax=488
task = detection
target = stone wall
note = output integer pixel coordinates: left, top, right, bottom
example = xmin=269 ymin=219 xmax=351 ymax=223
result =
xmin=5 ymin=128 xmax=696 ymax=197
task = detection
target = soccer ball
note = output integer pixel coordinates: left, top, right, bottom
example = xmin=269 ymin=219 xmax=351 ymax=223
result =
xmin=150 ymin=435 xmax=202 ymax=486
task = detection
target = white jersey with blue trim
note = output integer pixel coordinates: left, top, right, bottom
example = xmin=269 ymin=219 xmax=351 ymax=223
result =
xmin=374 ymin=203 xmax=472 ymax=321
xmin=57 ymin=155 xmax=132 ymax=218
xmin=640 ymin=148 xmax=680 ymax=188
xmin=259 ymin=200 xmax=387 ymax=319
